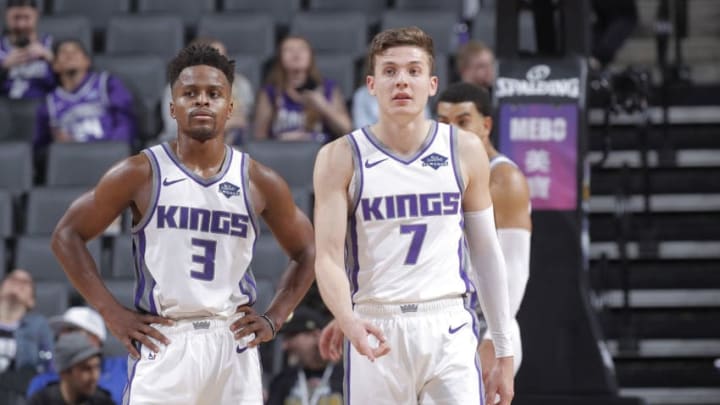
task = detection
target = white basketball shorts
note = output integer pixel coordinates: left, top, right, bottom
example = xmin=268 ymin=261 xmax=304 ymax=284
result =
xmin=123 ymin=315 xmax=263 ymax=405
xmin=345 ymin=297 xmax=484 ymax=405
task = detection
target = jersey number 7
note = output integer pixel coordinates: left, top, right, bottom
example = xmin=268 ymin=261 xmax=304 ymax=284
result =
xmin=399 ymin=224 xmax=427 ymax=265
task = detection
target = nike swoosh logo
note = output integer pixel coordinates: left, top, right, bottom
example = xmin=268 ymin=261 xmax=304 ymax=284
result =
xmin=448 ymin=322 xmax=468 ymax=334
xmin=163 ymin=177 xmax=186 ymax=186
xmin=236 ymin=345 xmax=248 ymax=354
xmin=364 ymin=158 xmax=388 ymax=168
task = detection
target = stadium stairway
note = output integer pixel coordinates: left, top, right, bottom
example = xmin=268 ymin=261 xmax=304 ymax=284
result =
xmin=588 ymin=96 xmax=720 ymax=405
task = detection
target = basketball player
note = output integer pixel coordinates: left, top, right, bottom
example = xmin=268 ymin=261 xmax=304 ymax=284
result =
xmin=313 ymin=27 xmax=514 ymax=405
xmin=51 ymin=44 xmax=316 ymax=404
xmin=436 ymin=82 xmax=531 ymax=379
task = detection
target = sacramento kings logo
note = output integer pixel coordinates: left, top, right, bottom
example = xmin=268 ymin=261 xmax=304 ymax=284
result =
xmin=421 ymin=153 xmax=448 ymax=170
xmin=218 ymin=182 xmax=241 ymax=198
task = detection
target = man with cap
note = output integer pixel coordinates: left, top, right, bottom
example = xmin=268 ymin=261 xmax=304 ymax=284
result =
xmin=267 ymin=306 xmax=343 ymax=405
xmin=27 ymin=332 xmax=114 ymax=404
xmin=27 ymin=307 xmax=127 ymax=404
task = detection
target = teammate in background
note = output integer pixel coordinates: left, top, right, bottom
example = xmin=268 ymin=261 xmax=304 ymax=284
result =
xmin=313 ymin=27 xmax=514 ymax=404
xmin=456 ymin=40 xmax=496 ymax=89
xmin=0 ymin=0 xmax=55 ymax=99
xmin=436 ymin=82 xmax=531 ymax=379
xmin=51 ymin=44 xmax=316 ymax=404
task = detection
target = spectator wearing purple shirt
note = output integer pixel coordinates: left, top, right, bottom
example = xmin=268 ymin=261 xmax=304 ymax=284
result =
xmin=254 ymin=36 xmax=351 ymax=142
xmin=0 ymin=0 xmax=55 ymax=99
xmin=35 ymin=38 xmax=136 ymax=151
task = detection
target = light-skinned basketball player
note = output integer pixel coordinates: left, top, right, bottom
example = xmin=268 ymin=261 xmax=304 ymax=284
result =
xmin=52 ymin=45 xmax=315 ymax=404
xmin=313 ymin=27 xmax=514 ymax=405
xmin=436 ymin=82 xmax=532 ymax=381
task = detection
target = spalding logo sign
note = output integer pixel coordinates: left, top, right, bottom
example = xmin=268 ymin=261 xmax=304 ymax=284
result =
xmin=496 ymin=64 xmax=580 ymax=99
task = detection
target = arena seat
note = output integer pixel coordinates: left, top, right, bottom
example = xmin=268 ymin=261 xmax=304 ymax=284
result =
xmin=0 ymin=142 xmax=32 ymax=197
xmin=197 ymin=14 xmax=276 ymax=62
xmin=137 ymin=0 xmax=215 ymax=27
xmin=25 ymin=187 xmax=86 ymax=235
xmin=381 ymin=10 xmax=458 ymax=54
xmin=15 ymin=235 xmax=101 ymax=281
xmin=290 ymin=12 xmax=369 ymax=59
xmin=105 ymin=15 xmax=184 ymax=60
xmin=38 ymin=15 xmax=92 ymax=51
xmin=51 ymin=0 xmax=130 ymax=32
xmin=244 ymin=141 xmax=320 ymax=189
xmin=46 ymin=142 xmax=130 ymax=187
xmin=222 ymin=0 xmax=301 ymax=29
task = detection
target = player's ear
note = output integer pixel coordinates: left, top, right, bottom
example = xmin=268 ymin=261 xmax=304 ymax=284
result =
xmin=428 ymin=75 xmax=438 ymax=97
xmin=366 ymin=75 xmax=375 ymax=96
xmin=484 ymin=116 xmax=493 ymax=133
xmin=169 ymin=101 xmax=176 ymax=119
xmin=227 ymin=99 xmax=234 ymax=119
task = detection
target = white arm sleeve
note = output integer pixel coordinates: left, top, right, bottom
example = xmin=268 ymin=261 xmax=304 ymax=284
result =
xmin=498 ymin=228 xmax=531 ymax=318
xmin=464 ymin=206 xmax=513 ymax=358
xmin=482 ymin=229 xmax=531 ymax=341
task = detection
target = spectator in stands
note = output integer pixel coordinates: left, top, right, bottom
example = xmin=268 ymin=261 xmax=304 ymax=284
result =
xmin=267 ymin=306 xmax=343 ymax=405
xmin=0 ymin=0 xmax=55 ymax=99
xmin=0 ymin=269 xmax=53 ymax=403
xmin=27 ymin=332 xmax=114 ymax=405
xmin=352 ymin=60 xmax=431 ymax=128
xmin=27 ymin=307 xmax=126 ymax=405
xmin=159 ymin=37 xmax=254 ymax=145
xmin=34 ymin=39 xmax=136 ymax=153
xmin=254 ymin=36 xmax=351 ymax=142
xmin=456 ymin=40 xmax=496 ymax=89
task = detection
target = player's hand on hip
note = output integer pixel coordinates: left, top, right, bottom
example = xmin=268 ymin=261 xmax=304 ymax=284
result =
xmin=231 ymin=305 xmax=273 ymax=347
xmin=319 ymin=319 xmax=344 ymax=362
xmin=103 ymin=306 xmax=173 ymax=359
xmin=340 ymin=317 xmax=390 ymax=362
xmin=484 ymin=356 xmax=514 ymax=405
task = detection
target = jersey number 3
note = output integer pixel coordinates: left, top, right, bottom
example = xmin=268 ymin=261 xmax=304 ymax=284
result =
xmin=400 ymin=224 xmax=427 ymax=265
xmin=191 ymin=238 xmax=217 ymax=281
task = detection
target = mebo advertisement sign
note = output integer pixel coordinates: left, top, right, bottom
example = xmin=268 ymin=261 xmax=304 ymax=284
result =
xmin=498 ymin=103 xmax=578 ymax=210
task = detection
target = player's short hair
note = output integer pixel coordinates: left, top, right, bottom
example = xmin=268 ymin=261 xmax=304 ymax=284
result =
xmin=167 ymin=44 xmax=235 ymax=87
xmin=437 ymin=82 xmax=492 ymax=117
xmin=366 ymin=26 xmax=434 ymax=76
xmin=52 ymin=38 xmax=89 ymax=59
xmin=456 ymin=40 xmax=493 ymax=72
xmin=6 ymin=0 xmax=37 ymax=9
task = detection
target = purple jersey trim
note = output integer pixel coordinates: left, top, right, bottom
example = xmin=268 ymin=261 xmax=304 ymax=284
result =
xmin=131 ymin=148 xmax=162 ymax=233
xmin=122 ymin=347 xmax=141 ymax=405
xmin=240 ymin=151 xmax=259 ymax=239
xmin=348 ymin=217 xmax=360 ymax=298
xmin=449 ymin=125 xmax=465 ymax=195
xmin=346 ymin=134 xmax=364 ymax=214
xmin=132 ymin=231 xmax=146 ymax=312
xmin=343 ymin=339 xmax=351 ymax=405
xmin=160 ymin=142 xmax=233 ymax=187
xmin=239 ymin=151 xmax=259 ymax=306
xmin=360 ymin=120 xmax=438 ymax=166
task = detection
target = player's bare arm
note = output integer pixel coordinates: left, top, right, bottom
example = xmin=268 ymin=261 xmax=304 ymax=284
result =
xmin=231 ymin=159 xmax=315 ymax=347
xmin=313 ymin=138 xmax=389 ymax=361
xmin=458 ymin=128 xmax=515 ymax=405
xmin=52 ymin=154 xmax=173 ymax=358
xmin=491 ymin=165 xmax=532 ymax=231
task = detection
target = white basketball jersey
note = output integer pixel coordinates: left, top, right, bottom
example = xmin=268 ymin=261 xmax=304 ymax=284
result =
xmin=346 ymin=121 xmax=473 ymax=304
xmin=131 ymin=143 xmax=258 ymax=319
